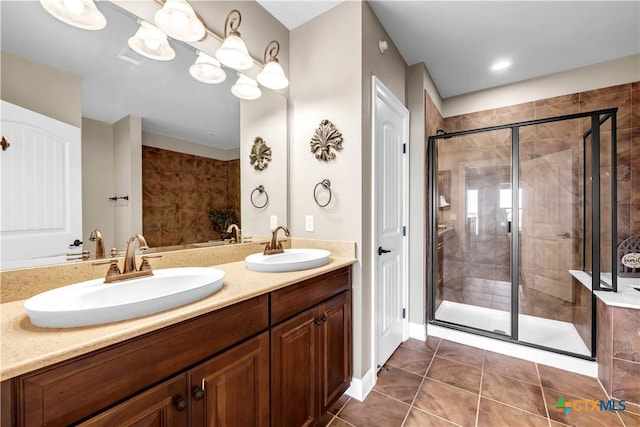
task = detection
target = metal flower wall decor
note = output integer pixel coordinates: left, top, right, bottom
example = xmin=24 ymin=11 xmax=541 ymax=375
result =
xmin=249 ymin=136 xmax=272 ymax=171
xmin=310 ymin=119 xmax=343 ymax=162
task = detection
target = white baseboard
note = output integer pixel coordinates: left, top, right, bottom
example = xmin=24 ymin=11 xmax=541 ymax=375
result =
xmin=408 ymin=322 xmax=427 ymax=341
xmin=345 ymin=367 xmax=375 ymax=402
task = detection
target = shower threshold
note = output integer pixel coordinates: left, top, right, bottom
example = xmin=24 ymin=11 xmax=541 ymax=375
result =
xmin=435 ymin=300 xmax=590 ymax=356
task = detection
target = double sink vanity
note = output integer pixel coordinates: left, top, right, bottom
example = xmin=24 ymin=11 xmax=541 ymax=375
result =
xmin=1 ymin=235 xmax=356 ymax=426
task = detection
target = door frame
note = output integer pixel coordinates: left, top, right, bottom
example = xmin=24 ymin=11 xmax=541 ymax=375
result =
xmin=371 ymin=76 xmax=410 ymax=370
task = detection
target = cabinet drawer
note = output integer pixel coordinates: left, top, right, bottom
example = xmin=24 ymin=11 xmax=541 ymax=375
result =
xmin=16 ymin=295 xmax=268 ymax=427
xmin=270 ymin=267 xmax=351 ymax=325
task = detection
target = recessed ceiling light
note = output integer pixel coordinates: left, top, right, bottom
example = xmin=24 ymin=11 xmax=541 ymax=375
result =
xmin=491 ymin=60 xmax=512 ymax=71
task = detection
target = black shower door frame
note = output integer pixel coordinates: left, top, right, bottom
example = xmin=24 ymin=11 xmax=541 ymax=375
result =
xmin=427 ymin=108 xmax=618 ymax=360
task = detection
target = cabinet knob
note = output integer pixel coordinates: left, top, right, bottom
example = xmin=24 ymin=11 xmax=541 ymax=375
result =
xmin=174 ymin=397 xmax=187 ymax=411
xmin=315 ymin=314 xmax=328 ymax=325
xmin=192 ymin=387 xmax=205 ymax=400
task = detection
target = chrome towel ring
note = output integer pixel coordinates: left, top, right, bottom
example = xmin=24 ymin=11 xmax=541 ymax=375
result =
xmin=313 ymin=179 xmax=332 ymax=208
xmin=250 ymin=185 xmax=269 ymax=209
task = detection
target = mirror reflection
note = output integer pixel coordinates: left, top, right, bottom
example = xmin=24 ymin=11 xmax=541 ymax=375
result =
xmin=1 ymin=1 xmax=285 ymax=270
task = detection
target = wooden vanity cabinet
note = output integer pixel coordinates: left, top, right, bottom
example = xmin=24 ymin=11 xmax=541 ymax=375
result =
xmin=75 ymin=375 xmax=188 ymax=427
xmin=188 ymin=331 xmax=270 ymax=427
xmin=270 ymin=267 xmax=352 ymax=427
xmin=76 ymin=332 xmax=270 ymax=427
xmin=3 ymin=295 xmax=268 ymax=427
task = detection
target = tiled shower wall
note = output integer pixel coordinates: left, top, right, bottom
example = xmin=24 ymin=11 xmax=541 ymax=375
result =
xmin=141 ymin=146 xmax=240 ymax=248
xmin=436 ymin=82 xmax=639 ymax=323
xmin=442 ymin=81 xmax=639 ymax=245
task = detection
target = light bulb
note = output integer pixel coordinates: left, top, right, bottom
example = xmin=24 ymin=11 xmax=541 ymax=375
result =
xmin=144 ymin=38 xmax=161 ymax=51
xmin=63 ymin=0 xmax=85 ymax=15
xmin=170 ymin=10 xmax=188 ymax=29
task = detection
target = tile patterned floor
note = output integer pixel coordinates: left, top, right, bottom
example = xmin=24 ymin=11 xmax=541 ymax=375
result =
xmin=322 ymin=338 xmax=640 ymax=427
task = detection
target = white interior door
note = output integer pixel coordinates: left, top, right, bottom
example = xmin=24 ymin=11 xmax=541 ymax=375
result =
xmin=373 ymin=77 xmax=409 ymax=368
xmin=1 ymin=101 xmax=82 ymax=269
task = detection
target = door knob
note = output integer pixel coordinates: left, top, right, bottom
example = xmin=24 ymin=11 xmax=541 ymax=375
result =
xmin=378 ymin=247 xmax=391 ymax=256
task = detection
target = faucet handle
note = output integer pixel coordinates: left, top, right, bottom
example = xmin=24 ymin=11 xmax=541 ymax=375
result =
xmin=66 ymin=250 xmax=90 ymax=261
xmin=92 ymin=259 xmax=121 ymax=279
xmin=110 ymin=248 xmax=125 ymax=258
xmin=139 ymin=254 xmax=162 ymax=271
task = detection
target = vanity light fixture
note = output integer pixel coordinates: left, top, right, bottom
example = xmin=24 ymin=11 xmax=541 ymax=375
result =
xmin=40 ymin=0 xmax=106 ymax=30
xmin=215 ymin=9 xmax=254 ymax=71
xmin=128 ymin=21 xmax=175 ymax=61
xmin=189 ymin=51 xmax=226 ymax=84
xmin=154 ymin=0 xmax=205 ymax=42
xmin=231 ymin=73 xmax=262 ymax=100
xmin=257 ymin=40 xmax=289 ymax=90
xmin=491 ymin=59 xmax=512 ymax=71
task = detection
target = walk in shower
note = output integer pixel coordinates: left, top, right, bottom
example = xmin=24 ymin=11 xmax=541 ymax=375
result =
xmin=428 ymin=109 xmax=618 ymax=359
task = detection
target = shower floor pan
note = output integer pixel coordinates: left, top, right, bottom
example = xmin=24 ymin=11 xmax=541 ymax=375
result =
xmin=435 ymin=300 xmax=590 ymax=356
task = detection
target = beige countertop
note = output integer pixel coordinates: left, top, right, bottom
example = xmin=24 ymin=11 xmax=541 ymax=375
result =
xmin=0 ymin=257 xmax=356 ymax=381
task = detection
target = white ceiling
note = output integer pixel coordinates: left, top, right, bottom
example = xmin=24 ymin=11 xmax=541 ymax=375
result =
xmin=259 ymin=0 xmax=640 ymax=99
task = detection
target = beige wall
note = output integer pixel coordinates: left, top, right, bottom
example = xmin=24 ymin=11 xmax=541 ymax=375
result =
xmin=113 ymin=115 xmax=143 ymax=248
xmin=0 ymin=51 xmax=81 ymax=127
xmin=290 ymin=0 xmax=408 ymax=383
xmin=290 ymin=0 xmax=364 ymax=376
xmin=241 ymin=89 xmax=288 ymax=237
xmin=82 ymin=118 xmax=116 ymax=251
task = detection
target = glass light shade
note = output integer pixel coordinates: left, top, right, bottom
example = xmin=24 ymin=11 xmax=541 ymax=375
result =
xmin=257 ymin=60 xmax=289 ymax=89
xmin=40 ymin=0 xmax=106 ymax=30
xmin=189 ymin=53 xmax=226 ymax=84
xmin=231 ymin=74 xmax=262 ymax=100
xmin=128 ymin=21 xmax=175 ymax=61
xmin=215 ymin=34 xmax=253 ymax=70
xmin=154 ymin=0 xmax=205 ymax=42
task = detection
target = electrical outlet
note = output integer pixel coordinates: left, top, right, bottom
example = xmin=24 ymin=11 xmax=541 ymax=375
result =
xmin=270 ymin=215 xmax=278 ymax=230
xmin=305 ymin=215 xmax=314 ymax=232
xmin=449 ymin=213 xmax=457 ymax=221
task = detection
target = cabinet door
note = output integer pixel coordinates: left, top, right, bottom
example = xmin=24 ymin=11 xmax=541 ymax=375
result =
xmin=271 ymin=308 xmax=320 ymax=427
xmin=320 ymin=291 xmax=352 ymax=412
xmin=189 ymin=332 xmax=269 ymax=427
xmin=76 ymin=375 xmax=187 ymax=427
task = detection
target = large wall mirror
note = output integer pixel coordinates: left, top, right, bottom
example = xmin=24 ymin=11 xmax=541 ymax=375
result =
xmin=0 ymin=1 xmax=288 ymax=270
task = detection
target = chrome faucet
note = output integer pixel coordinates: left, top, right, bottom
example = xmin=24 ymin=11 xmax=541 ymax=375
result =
xmin=89 ymin=228 xmax=105 ymax=259
xmin=264 ymin=225 xmax=289 ymax=255
xmin=123 ymin=233 xmax=149 ymax=274
xmin=227 ymin=224 xmax=242 ymax=244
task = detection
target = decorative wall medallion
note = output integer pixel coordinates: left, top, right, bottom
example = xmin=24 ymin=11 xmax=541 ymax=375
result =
xmin=310 ymin=119 xmax=343 ymax=162
xmin=249 ymin=136 xmax=272 ymax=171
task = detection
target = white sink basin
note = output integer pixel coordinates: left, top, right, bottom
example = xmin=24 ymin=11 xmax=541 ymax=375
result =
xmin=245 ymin=249 xmax=331 ymax=272
xmin=24 ymin=267 xmax=225 ymax=328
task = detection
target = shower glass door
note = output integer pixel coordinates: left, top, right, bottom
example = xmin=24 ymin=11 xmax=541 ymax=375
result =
xmin=432 ymin=128 xmax=513 ymax=336
xmin=517 ymin=118 xmax=590 ymax=356
xmin=429 ymin=109 xmax=615 ymax=358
